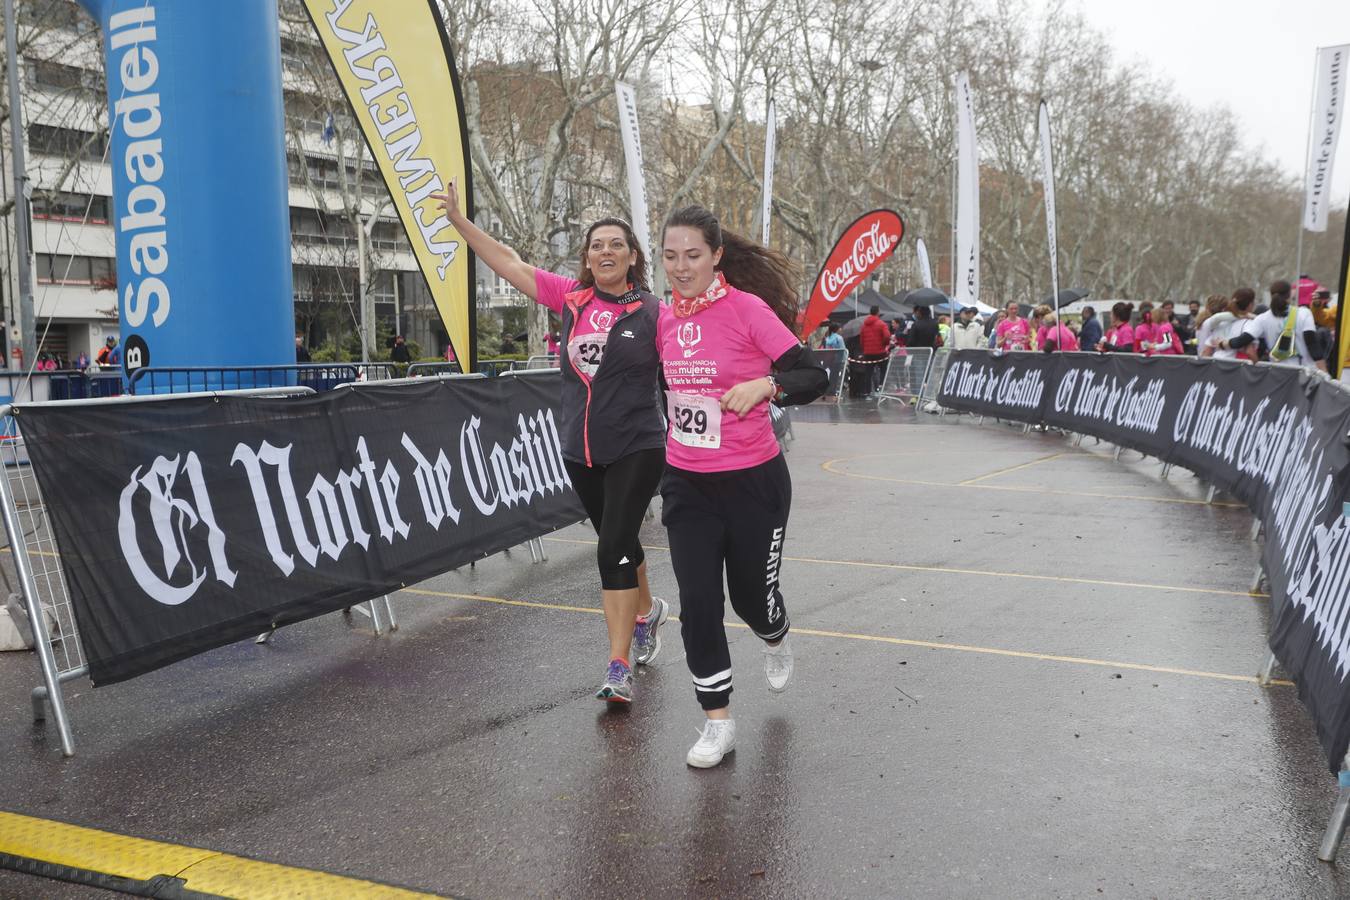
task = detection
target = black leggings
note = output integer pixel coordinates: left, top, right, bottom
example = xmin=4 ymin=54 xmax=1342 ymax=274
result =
xmin=564 ymin=448 xmax=665 ymax=590
xmin=661 ymin=454 xmax=792 ymax=710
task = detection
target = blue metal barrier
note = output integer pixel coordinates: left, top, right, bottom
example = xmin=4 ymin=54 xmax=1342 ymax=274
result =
xmin=127 ymin=365 xmax=361 ymax=395
xmin=48 ymin=371 xmax=124 ymax=401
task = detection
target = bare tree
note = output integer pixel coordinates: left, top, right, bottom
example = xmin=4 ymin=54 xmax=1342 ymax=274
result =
xmin=440 ymin=0 xmax=681 ymax=354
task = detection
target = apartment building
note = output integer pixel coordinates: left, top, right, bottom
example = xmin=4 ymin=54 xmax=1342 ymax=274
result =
xmin=0 ymin=0 xmax=508 ymax=366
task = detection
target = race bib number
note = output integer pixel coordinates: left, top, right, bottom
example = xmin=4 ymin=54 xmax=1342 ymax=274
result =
xmin=667 ymin=392 xmax=722 ymax=449
xmin=567 ymin=332 xmax=609 ymax=378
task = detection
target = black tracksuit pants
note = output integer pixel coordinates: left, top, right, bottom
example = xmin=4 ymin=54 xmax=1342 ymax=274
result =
xmin=661 ymin=454 xmax=792 ymax=710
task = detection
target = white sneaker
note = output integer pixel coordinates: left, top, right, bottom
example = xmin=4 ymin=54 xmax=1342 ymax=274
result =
xmin=764 ymin=636 xmax=793 ymax=692
xmin=686 ymin=718 xmax=736 ymax=768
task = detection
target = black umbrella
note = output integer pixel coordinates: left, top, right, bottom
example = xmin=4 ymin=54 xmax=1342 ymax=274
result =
xmin=903 ymin=287 xmax=949 ymax=308
xmin=1041 ymin=288 xmax=1089 ymax=306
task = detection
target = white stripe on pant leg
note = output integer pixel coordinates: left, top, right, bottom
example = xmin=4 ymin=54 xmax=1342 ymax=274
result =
xmin=756 ymin=617 xmax=790 ymax=643
xmin=692 ymin=668 xmax=733 ymax=688
xmin=695 ymin=679 xmax=733 ymax=694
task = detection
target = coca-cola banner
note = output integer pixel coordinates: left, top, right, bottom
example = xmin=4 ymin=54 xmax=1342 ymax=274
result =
xmin=798 ymin=210 xmax=904 ymax=338
xmin=16 ymin=374 xmax=586 ymax=685
xmin=940 ymin=350 xmax=1350 ymax=772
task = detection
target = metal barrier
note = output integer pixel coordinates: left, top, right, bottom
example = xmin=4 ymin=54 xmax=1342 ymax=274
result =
xmin=524 ymin=355 xmax=560 ymax=370
xmin=407 ymin=361 xmax=468 ymax=377
xmin=475 ymin=359 xmax=518 ymax=377
xmin=128 ymin=364 xmax=361 ymax=395
xmin=918 ymin=349 xmax=952 ymax=413
xmin=47 ymin=371 xmax=124 ymax=401
xmin=355 ymin=362 xmax=399 ymax=381
xmin=877 ymin=347 xmax=935 ymax=406
xmin=0 ymin=387 xmax=323 ymax=756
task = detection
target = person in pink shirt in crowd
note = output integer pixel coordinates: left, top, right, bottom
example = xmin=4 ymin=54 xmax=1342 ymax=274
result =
xmin=1133 ymin=302 xmax=1156 ymax=354
xmin=1150 ymin=303 xmax=1183 ymax=355
xmin=1097 ymin=301 xmax=1137 ymax=352
xmin=995 ymin=300 xmax=1030 ymax=350
xmin=1039 ymin=312 xmax=1079 ymax=352
xmin=658 ymin=205 xmax=827 ymax=768
xmin=1030 ymin=304 xmax=1053 ymax=349
xmin=1296 ymin=275 xmax=1321 ymax=308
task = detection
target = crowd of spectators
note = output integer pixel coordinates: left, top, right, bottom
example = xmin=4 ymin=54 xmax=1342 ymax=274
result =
xmin=810 ymin=275 xmax=1340 ymax=401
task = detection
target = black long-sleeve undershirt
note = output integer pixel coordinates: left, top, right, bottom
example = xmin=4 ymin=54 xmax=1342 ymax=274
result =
xmin=771 ymin=344 xmax=829 ymax=406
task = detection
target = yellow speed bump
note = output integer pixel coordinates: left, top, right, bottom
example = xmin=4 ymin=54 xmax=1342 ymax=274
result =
xmin=0 ymin=811 xmax=441 ymax=898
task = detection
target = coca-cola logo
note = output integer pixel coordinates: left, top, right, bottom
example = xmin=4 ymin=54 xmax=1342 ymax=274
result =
xmin=800 ymin=210 xmax=904 ymax=337
xmin=820 ymin=221 xmax=900 ymax=304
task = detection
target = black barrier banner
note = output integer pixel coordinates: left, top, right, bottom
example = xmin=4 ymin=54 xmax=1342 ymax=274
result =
xmin=16 ymin=375 xmax=585 ymax=685
xmin=940 ymin=350 xmax=1350 ymax=772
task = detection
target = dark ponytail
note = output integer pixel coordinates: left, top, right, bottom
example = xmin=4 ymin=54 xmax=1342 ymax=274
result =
xmin=663 ymin=205 xmax=801 ymax=331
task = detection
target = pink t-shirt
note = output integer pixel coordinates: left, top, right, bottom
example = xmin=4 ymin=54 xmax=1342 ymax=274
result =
xmin=1104 ymin=323 xmax=1135 ymax=350
xmin=535 ymin=270 xmax=631 ymax=380
xmin=1134 ymin=321 xmax=1156 ymax=353
xmin=658 ymin=283 xmax=799 ymax=473
xmin=1041 ymin=324 xmax=1079 ymax=351
xmin=996 ymin=317 xmax=1030 ymax=351
xmin=1150 ymin=321 xmax=1181 ymax=355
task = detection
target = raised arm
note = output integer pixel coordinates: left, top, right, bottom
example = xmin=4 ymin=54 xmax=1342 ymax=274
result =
xmin=433 ymin=178 xmax=539 ymax=301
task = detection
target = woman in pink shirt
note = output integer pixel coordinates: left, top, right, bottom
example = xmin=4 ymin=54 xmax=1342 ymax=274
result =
xmin=1039 ymin=312 xmax=1079 ymax=352
xmin=1150 ymin=306 xmax=1183 ymax=355
xmin=995 ymin=300 xmax=1030 ymax=351
xmin=658 ymin=205 xmax=827 ymax=768
xmin=1134 ymin=302 xmax=1156 ymax=355
xmin=1097 ymin=301 xmax=1136 ymax=352
xmin=1030 ymin=304 xmax=1051 ymax=350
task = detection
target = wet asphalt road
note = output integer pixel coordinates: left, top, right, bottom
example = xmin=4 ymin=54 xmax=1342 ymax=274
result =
xmin=1 ymin=403 xmax=1347 ymax=898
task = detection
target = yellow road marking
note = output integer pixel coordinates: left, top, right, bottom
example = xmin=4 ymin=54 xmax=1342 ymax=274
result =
xmin=0 ymin=811 xmax=438 ymax=898
xmin=821 ymin=454 xmax=1246 ymax=508
xmin=959 ymin=452 xmax=1067 ymax=485
xmin=398 ymin=587 xmax=1292 ymax=688
xmin=542 ymin=537 xmax=1265 ymax=600
xmin=0 ymin=545 xmax=59 ymax=558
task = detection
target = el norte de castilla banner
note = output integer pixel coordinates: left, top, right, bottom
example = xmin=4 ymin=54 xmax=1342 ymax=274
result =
xmin=17 ymin=375 xmax=585 ymax=686
xmin=302 ymin=0 xmax=476 ymax=368
xmin=939 ymin=350 xmax=1350 ymax=772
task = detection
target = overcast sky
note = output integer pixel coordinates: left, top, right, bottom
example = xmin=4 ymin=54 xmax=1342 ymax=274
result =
xmin=1054 ymin=0 xmax=1349 ymax=204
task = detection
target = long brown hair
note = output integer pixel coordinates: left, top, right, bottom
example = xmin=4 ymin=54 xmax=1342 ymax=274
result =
xmin=1194 ymin=294 xmax=1228 ymax=328
xmin=576 ymin=217 xmax=650 ymax=293
xmin=662 ymin=205 xmax=801 ymax=330
xmin=1230 ymin=287 xmax=1256 ymax=316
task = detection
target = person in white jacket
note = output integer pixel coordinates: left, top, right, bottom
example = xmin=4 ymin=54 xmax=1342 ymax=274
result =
xmin=950 ymin=306 xmax=987 ymax=351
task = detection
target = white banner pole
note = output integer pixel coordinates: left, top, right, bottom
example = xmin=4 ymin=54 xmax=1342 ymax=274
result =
xmin=1039 ymin=100 xmax=1060 ymax=327
xmin=954 ymin=72 xmax=980 ymax=309
xmin=615 ymin=82 xmax=652 ymax=280
xmin=761 ymin=99 xmax=777 ymax=245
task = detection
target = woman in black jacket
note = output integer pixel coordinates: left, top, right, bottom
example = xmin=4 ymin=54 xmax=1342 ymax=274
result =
xmin=436 ymin=179 xmax=668 ymax=705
